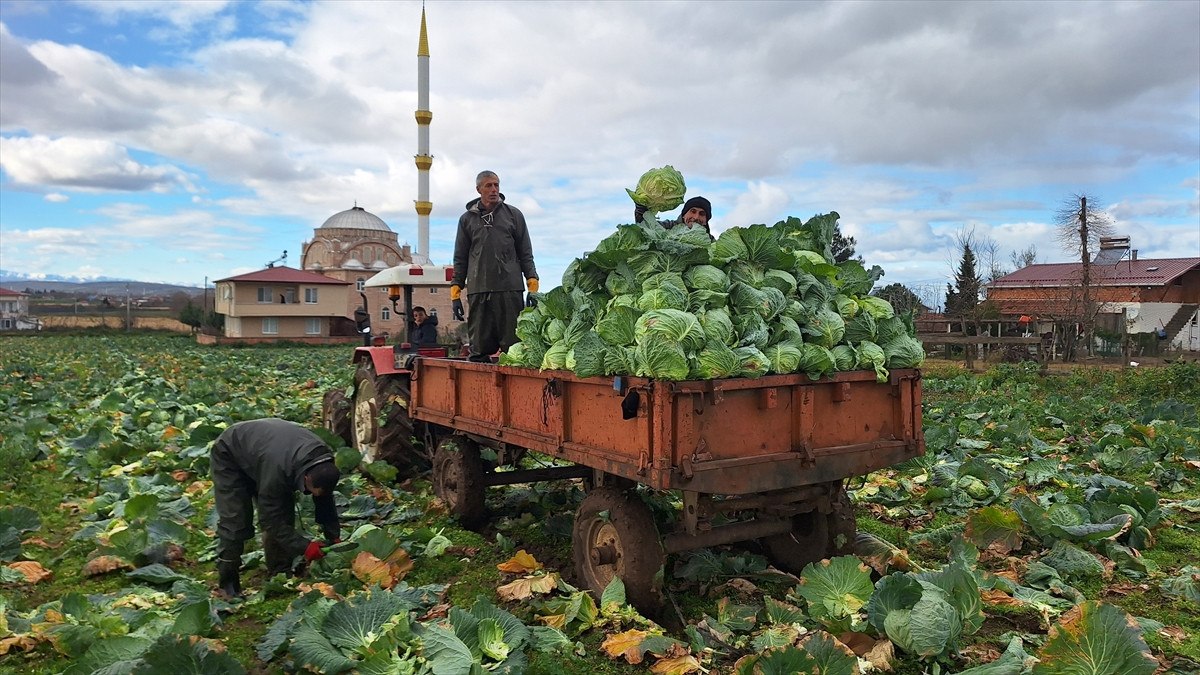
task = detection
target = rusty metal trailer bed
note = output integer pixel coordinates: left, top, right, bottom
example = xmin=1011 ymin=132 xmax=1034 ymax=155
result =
xmin=403 ymin=357 xmax=924 ymax=608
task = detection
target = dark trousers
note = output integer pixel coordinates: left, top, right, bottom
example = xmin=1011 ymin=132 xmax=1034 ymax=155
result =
xmin=467 ymin=291 xmax=524 ymax=361
xmin=210 ymin=441 xmax=295 ymax=575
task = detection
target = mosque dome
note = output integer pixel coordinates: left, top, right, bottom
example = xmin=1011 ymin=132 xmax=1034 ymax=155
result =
xmin=319 ymin=205 xmax=392 ymax=232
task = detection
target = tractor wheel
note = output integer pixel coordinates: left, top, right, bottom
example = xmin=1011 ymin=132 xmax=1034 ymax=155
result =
xmin=762 ymin=482 xmax=857 ymax=574
xmin=572 ymin=487 xmax=665 ymax=612
xmin=432 ymin=437 xmax=486 ymax=528
xmin=321 ymin=388 xmax=354 ymax=448
xmin=351 ymin=361 xmax=428 ymax=476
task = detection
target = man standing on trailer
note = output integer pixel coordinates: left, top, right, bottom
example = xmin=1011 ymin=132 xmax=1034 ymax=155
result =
xmin=210 ymin=418 xmax=342 ymax=598
xmin=451 ymin=170 xmax=539 ymax=362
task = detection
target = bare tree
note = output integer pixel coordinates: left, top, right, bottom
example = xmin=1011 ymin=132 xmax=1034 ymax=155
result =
xmin=1009 ymin=244 xmax=1038 ymax=270
xmin=1054 ymin=194 xmax=1115 ymax=357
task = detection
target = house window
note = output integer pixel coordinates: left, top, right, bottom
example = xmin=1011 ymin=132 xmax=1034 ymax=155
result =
xmin=282 ymin=288 xmax=296 ymax=304
xmin=1 ymin=319 xmax=12 ymax=330
xmin=304 ymin=287 xmax=319 ymax=303
xmin=429 ymin=287 xmax=438 ymax=294
xmin=381 ymin=306 xmax=391 ymax=320
xmin=356 ymin=277 xmax=366 ymax=291
xmin=262 ymin=317 xmax=278 ymax=335
xmin=257 ymin=286 xmax=272 ymax=303
xmin=305 ymin=318 xmax=321 ymax=335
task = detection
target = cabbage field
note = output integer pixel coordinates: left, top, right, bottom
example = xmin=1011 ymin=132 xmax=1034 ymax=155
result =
xmin=1 ymin=334 xmax=1198 ymax=675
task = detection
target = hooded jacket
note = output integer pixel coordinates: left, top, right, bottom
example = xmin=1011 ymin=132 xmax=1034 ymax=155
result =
xmin=453 ymin=194 xmax=538 ymax=294
xmin=214 ymin=419 xmax=339 ymax=553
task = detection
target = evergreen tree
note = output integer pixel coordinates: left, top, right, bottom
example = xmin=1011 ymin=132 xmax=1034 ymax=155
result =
xmin=831 ymin=226 xmax=859 ymax=264
xmin=945 ymin=243 xmax=981 ymax=321
xmin=179 ymin=300 xmax=203 ymax=330
xmin=873 ymin=283 xmax=925 ymax=314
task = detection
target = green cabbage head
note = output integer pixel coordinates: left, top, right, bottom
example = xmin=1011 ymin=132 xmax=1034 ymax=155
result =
xmin=626 ymin=165 xmax=687 ymax=215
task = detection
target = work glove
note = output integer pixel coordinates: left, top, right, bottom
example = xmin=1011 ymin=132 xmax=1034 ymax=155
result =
xmin=525 ymin=278 xmax=540 ymax=308
xmin=450 ymin=285 xmax=465 ymax=321
xmin=634 ymin=202 xmax=648 ymax=223
xmin=304 ymin=540 xmax=326 ymax=562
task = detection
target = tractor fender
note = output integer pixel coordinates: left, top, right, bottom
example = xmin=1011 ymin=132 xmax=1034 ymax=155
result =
xmin=352 ymin=346 xmax=405 ymax=377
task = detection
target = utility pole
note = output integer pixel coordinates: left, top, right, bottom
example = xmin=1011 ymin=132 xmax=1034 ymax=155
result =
xmin=203 ymin=276 xmax=209 ymax=331
xmin=125 ymin=283 xmax=131 ymax=331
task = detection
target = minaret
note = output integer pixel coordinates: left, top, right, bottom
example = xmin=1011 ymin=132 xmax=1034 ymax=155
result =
xmin=413 ymin=6 xmax=433 ymax=265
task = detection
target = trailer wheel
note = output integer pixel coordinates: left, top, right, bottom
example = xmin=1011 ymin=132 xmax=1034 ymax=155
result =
xmin=762 ymin=483 xmax=857 ymax=574
xmin=432 ymin=437 xmax=486 ymax=528
xmin=352 ymin=361 xmax=428 ymax=475
xmin=321 ymin=388 xmax=354 ymax=448
xmin=572 ymin=487 xmax=664 ymax=612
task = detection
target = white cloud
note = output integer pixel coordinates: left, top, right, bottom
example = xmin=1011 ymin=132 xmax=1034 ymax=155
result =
xmin=0 ymin=135 xmax=187 ymax=192
xmin=0 ymin=1 xmax=1196 ymax=287
xmin=73 ymin=0 xmax=233 ymax=33
xmin=44 ymin=193 xmax=69 ymax=202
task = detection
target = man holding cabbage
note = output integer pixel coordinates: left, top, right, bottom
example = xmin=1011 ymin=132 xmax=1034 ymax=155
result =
xmin=629 ymin=165 xmax=714 ymax=238
xmin=451 ymin=170 xmax=539 ymax=362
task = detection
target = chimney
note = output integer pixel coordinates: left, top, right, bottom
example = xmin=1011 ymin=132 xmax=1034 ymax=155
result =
xmin=1132 ymin=249 xmax=1137 ymax=261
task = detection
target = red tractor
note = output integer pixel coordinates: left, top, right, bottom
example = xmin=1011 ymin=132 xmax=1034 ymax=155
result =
xmin=322 ymin=263 xmax=457 ymax=475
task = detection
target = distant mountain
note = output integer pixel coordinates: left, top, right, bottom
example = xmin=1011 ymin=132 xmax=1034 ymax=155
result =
xmin=0 ymin=271 xmax=202 ymax=297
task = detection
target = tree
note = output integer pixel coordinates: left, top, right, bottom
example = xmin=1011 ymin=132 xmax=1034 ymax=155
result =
xmin=945 ymin=243 xmax=981 ymax=328
xmin=831 ymin=225 xmax=860 ymax=264
xmin=873 ymin=283 xmax=926 ymax=314
xmin=1054 ymin=194 xmax=1114 ymax=357
xmin=1009 ymin=244 xmax=1038 ymax=270
xmin=179 ymin=300 xmax=203 ymax=331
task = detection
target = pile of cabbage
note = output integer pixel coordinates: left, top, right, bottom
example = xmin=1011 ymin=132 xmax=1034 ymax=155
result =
xmin=499 ymin=212 xmax=925 ymax=381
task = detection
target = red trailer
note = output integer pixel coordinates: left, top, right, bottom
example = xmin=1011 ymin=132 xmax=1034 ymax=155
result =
xmin=334 ymin=347 xmax=923 ymax=609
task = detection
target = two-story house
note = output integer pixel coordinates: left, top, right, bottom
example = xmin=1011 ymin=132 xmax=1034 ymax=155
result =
xmin=212 ymin=267 xmax=352 ymax=342
xmin=0 ymin=288 xmax=40 ymax=331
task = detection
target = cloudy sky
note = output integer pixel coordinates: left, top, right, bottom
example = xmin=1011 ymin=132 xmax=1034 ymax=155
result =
xmin=1 ymin=0 xmax=1197 ymax=303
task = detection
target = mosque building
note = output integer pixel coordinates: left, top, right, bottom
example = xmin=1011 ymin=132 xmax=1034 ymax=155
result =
xmin=299 ymin=204 xmax=456 ymax=342
xmin=214 ymin=7 xmax=458 ymax=345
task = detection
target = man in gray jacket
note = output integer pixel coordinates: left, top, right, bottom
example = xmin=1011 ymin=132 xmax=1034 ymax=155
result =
xmin=210 ymin=418 xmax=341 ymax=597
xmin=451 ymin=170 xmax=539 ymax=362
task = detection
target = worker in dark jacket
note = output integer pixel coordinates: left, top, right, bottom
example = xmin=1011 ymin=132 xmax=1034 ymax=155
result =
xmin=210 ymin=418 xmax=341 ymax=597
xmin=408 ymin=306 xmax=439 ymax=346
xmin=634 ymin=195 xmax=714 ymax=239
xmin=451 ymin=170 xmax=539 ymax=362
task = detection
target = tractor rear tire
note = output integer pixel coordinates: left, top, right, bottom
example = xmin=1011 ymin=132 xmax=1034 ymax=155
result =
xmin=432 ymin=437 xmax=486 ymax=528
xmin=762 ymin=482 xmax=857 ymax=574
xmin=572 ymin=487 xmax=664 ymax=612
xmin=351 ymin=361 xmax=429 ymax=476
xmin=321 ymin=388 xmax=354 ymax=448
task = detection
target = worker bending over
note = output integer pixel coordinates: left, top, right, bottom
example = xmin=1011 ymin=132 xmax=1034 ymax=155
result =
xmin=210 ymin=418 xmax=341 ymax=597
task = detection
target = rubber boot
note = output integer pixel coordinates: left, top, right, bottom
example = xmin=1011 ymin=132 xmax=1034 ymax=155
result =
xmin=217 ymin=557 xmax=241 ymax=597
xmin=215 ymin=537 xmax=244 ymax=597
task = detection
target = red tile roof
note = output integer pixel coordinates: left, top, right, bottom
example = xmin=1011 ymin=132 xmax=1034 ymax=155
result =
xmin=988 ymin=257 xmax=1199 ymax=288
xmin=215 ymin=266 xmax=350 ymax=285
xmin=0 ymin=287 xmax=28 ymax=296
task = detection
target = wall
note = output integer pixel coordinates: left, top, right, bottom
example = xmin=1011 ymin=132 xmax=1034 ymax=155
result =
xmin=222 ymin=283 xmax=348 ymax=317
xmin=196 ymin=333 xmax=364 ymax=346
xmin=39 ymin=315 xmax=191 ymax=332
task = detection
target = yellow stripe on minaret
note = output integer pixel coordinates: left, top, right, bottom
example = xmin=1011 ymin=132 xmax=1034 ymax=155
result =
xmin=418 ymin=8 xmax=429 ymax=57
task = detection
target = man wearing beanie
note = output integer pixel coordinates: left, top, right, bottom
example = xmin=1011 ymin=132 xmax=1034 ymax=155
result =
xmin=634 ymin=195 xmax=714 ymax=239
xmin=210 ymin=418 xmax=342 ymax=598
